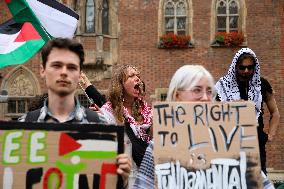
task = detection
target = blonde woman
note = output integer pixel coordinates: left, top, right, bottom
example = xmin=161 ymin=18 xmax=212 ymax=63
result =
xmin=100 ymin=65 xmax=153 ymax=187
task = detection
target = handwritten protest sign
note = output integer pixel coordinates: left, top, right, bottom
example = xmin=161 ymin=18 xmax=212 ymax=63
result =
xmin=153 ymin=101 xmax=262 ymax=189
xmin=0 ymin=121 xmax=124 ymax=189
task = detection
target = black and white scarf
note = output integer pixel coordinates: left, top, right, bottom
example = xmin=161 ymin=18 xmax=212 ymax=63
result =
xmin=215 ymin=48 xmax=262 ymax=119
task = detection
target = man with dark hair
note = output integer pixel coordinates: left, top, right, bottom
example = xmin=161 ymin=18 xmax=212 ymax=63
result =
xmin=20 ymin=38 xmax=131 ymax=187
xmin=20 ymin=38 xmax=89 ymax=122
xmin=41 ymin=37 xmax=85 ymax=69
xmin=215 ymin=48 xmax=280 ymax=175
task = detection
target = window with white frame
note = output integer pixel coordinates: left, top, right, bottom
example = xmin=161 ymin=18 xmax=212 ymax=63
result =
xmin=164 ymin=0 xmax=188 ymax=35
xmin=216 ymin=0 xmax=239 ymax=32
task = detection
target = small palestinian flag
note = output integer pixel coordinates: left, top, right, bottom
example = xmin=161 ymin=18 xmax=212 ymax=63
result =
xmin=0 ymin=19 xmax=45 ymax=68
xmin=59 ymin=133 xmax=118 ymax=159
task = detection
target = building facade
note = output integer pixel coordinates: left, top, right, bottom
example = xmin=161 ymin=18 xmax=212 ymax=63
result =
xmin=0 ymin=0 xmax=283 ymax=177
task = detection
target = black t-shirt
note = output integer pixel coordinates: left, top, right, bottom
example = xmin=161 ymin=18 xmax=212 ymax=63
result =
xmin=260 ymin=77 xmax=273 ymax=110
xmin=258 ymin=77 xmax=273 ymax=131
xmin=216 ymin=77 xmax=273 ymax=131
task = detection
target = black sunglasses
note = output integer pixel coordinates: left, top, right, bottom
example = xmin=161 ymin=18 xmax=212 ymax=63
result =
xmin=238 ymin=65 xmax=255 ymax=70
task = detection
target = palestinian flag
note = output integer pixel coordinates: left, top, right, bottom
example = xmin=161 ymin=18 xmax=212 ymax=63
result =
xmin=5 ymin=0 xmax=50 ymax=42
xmin=0 ymin=0 xmax=79 ymax=68
xmin=0 ymin=19 xmax=45 ymax=68
xmin=6 ymin=0 xmax=79 ymax=39
xmin=59 ymin=133 xmax=118 ymax=159
xmin=25 ymin=0 xmax=79 ymax=38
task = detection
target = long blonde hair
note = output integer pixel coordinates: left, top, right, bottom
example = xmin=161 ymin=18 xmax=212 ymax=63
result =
xmin=107 ymin=65 xmax=144 ymax=124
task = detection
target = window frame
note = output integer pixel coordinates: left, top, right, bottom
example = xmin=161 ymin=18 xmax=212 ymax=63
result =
xmin=164 ymin=0 xmax=187 ymax=35
xmin=5 ymin=96 xmax=33 ymax=118
xmin=78 ymin=0 xmax=110 ymax=35
xmin=216 ymin=0 xmax=240 ymax=33
xmin=85 ymin=0 xmax=96 ymax=33
xmin=158 ymin=0 xmax=193 ymax=39
xmin=211 ymin=0 xmax=247 ymax=46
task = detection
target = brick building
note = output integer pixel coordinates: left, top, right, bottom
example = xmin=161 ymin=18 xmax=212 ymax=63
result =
xmin=0 ymin=0 xmax=283 ymax=179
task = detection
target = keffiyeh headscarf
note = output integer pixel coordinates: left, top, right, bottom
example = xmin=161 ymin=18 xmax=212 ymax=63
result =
xmin=101 ymin=100 xmax=153 ymax=143
xmin=215 ymin=48 xmax=262 ymax=119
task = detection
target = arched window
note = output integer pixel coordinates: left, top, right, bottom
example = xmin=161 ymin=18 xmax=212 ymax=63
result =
xmin=158 ymin=0 xmax=192 ymax=39
xmin=85 ymin=0 xmax=95 ymax=33
xmin=216 ymin=0 xmax=239 ymax=32
xmin=211 ymin=0 xmax=246 ymax=44
xmin=164 ymin=0 xmax=187 ymax=35
xmin=1 ymin=66 xmax=41 ymax=120
xmin=102 ymin=0 xmax=109 ymax=35
xmin=74 ymin=0 xmax=116 ymax=35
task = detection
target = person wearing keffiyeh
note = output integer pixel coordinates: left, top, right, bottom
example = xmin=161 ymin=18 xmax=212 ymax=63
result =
xmin=100 ymin=65 xmax=153 ymax=188
xmin=215 ymin=48 xmax=280 ymax=175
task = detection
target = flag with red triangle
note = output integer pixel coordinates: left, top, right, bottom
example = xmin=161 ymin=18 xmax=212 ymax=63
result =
xmin=59 ymin=133 xmax=82 ymax=156
xmin=58 ymin=133 xmax=118 ymax=159
xmin=0 ymin=19 xmax=45 ymax=68
xmin=0 ymin=0 xmax=79 ymax=68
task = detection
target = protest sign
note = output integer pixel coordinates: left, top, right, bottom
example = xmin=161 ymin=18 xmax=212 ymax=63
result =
xmin=0 ymin=121 xmax=124 ymax=189
xmin=153 ymin=101 xmax=261 ymax=189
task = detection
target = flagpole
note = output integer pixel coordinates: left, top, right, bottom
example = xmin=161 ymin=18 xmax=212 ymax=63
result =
xmin=78 ymin=82 xmax=94 ymax=105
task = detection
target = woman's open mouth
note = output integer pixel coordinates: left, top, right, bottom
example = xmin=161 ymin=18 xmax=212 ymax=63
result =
xmin=134 ymin=83 xmax=140 ymax=90
xmin=134 ymin=82 xmax=145 ymax=96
